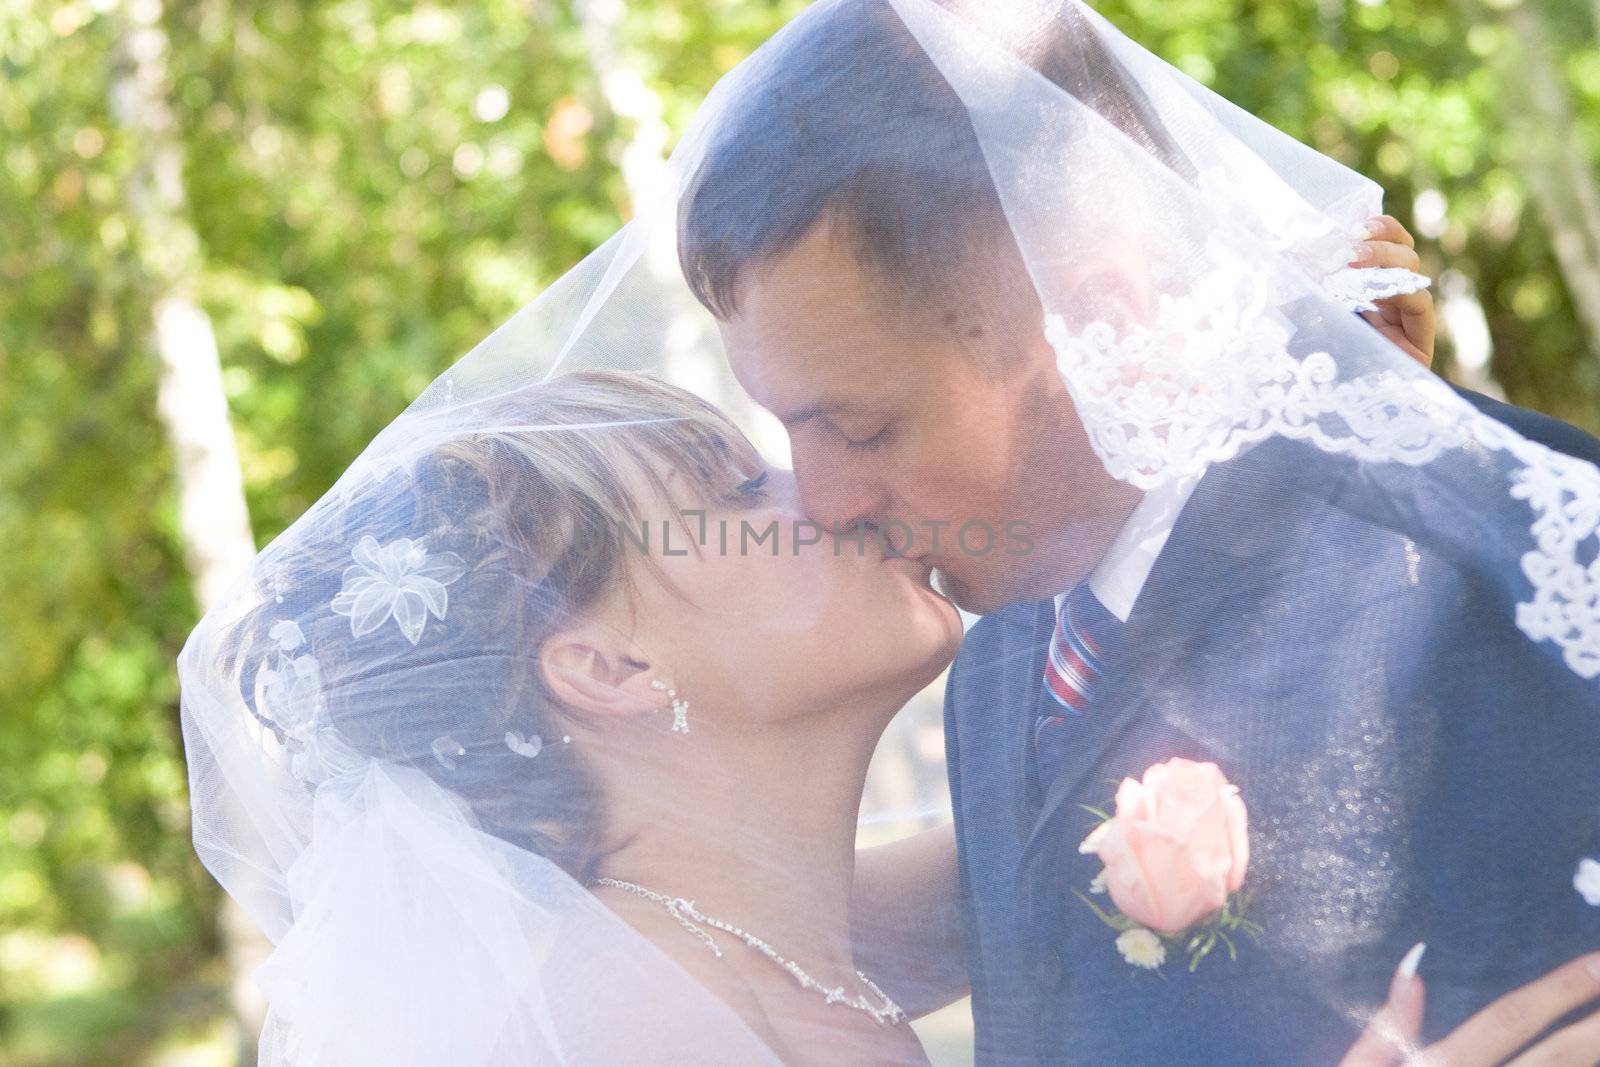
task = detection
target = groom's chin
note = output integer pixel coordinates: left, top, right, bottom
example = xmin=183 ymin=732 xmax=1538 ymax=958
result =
xmin=934 ymin=568 xmax=1008 ymax=617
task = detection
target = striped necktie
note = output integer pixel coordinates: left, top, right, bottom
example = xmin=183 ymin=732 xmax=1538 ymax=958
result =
xmin=1035 ymin=580 xmax=1123 ymax=785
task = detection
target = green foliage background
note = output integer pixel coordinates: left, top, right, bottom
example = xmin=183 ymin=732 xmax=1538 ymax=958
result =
xmin=1 ymin=0 xmax=1596 ymax=1062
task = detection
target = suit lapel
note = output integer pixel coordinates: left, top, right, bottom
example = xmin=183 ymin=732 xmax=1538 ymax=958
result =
xmin=1018 ymin=439 xmax=1333 ymax=875
xmin=970 ymin=598 xmax=1056 ymax=840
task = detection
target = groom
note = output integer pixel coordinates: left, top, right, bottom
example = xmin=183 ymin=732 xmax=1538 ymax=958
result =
xmin=679 ymin=1 xmax=1600 ymax=1063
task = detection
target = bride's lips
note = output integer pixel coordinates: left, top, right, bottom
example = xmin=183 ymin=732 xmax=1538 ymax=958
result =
xmin=882 ymin=552 xmax=936 ymax=588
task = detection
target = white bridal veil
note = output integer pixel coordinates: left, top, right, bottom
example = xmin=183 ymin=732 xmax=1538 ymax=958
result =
xmin=179 ymin=0 xmax=1600 ymax=1063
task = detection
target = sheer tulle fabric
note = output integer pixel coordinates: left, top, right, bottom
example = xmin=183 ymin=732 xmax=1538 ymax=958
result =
xmin=178 ymin=0 xmax=1599 ymax=1063
xmin=250 ymin=764 xmax=778 ymax=1065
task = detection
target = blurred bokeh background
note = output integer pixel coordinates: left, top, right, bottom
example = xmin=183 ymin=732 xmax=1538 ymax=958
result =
xmin=3 ymin=0 xmax=1599 ymax=1063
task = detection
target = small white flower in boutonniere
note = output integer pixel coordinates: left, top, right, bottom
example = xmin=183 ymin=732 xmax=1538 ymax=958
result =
xmin=1575 ymin=857 xmax=1600 ymax=906
xmin=1088 ymin=869 xmax=1107 ymax=895
xmin=1115 ymin=928 xmax=1166 ymax=970
xmin=1075 ymin=757 xmax=1261 ymax=974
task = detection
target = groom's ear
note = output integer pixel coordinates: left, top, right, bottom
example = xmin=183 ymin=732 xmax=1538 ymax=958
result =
xmin=539 ymin=620 xmax=662 ymax=724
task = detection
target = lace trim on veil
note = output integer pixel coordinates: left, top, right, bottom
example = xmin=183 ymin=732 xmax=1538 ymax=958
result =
xmin=1044 ymin=248 xmax=1600 ymax=680
xmin=1323 ymin=266 xmax=1433 ymax=314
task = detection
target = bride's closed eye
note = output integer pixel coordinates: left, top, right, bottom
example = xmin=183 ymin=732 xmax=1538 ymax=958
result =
xmin=731 ymin=470 xmax=770 ymax=502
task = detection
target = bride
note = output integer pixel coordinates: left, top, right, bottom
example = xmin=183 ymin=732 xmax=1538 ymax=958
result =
xmin=184 ymin=368 xmax=959 ymax=1065
xmin=472 ymin=371 xmax=961 ymax=1064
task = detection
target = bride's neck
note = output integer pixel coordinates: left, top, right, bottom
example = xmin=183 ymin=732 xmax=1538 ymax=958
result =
xmin=594 ymin=705 xmax=882 ymax=976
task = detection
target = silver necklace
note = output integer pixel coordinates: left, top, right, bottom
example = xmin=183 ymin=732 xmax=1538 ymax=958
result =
xmin=593 ymin=877 xmax=906 ymax=1026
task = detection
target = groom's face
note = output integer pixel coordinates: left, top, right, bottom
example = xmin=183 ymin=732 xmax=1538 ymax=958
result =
xmin=721 ymin=224 xmax=1138 ymax=615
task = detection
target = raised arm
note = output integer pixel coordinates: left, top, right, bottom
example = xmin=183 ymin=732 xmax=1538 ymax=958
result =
xmin=852 ymin=822 xmax=970 ymax=1019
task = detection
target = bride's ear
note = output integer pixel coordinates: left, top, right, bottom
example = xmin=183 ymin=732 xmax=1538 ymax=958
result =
xmin=539 ymin=620 xmax=663 ymax=724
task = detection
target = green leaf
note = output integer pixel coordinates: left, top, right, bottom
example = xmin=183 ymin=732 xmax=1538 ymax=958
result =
xmin=1217 ymin=928 xmax=1239 ymax=961
xmin=1073 ymin=889 xmax=1137 ymax=931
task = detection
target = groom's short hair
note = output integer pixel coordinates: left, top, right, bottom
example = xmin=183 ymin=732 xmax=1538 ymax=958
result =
xmin=677 ymin=0 xmax=1189 ymax=321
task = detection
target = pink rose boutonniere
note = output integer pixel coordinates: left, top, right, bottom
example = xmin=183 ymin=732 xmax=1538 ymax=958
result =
xmin=1076 ymin=757 xmax=1262 ymax=973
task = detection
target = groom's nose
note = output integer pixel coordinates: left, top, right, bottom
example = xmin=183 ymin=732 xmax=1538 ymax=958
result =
xmin=792 ymin=455 xmax=890 ymax=534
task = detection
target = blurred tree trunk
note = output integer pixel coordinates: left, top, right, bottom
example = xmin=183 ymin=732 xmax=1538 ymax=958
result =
xmin=1476 ymin=0 xmax=1600 ymax=357
xmin=113 ymin=0 xmax=266 ymax=1061
xmin=570 ymin=0 xmax=732 ymax=404
xmin=573 ymin=0 xmax=671 ymax=206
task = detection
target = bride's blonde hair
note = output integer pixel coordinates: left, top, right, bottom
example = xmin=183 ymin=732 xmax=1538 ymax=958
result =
xmin=238 ymin=370 xmax=761 ymax=881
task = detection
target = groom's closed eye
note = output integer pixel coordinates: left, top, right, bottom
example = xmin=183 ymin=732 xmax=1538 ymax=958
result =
xmin=841 ymin=425 xmax=894 ymax=454
xmin=819 ymin=416 xmax=895 ymax=455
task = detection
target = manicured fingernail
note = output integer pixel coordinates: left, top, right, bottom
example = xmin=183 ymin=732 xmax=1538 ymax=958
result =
xmin=1586 ymin=954 xmax=1600 ymax=983
xmin=1350 ymin=242 xmax=1373 ymax=265
xmin=1387 ymin=943 xmax=1426 ymax=1010
xmin=1365 ymin=217 xmax=1387 ymax=235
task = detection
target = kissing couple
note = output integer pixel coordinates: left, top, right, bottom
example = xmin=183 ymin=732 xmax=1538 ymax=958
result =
xmin=181 ymin=0 xmax=1600 ymax=1063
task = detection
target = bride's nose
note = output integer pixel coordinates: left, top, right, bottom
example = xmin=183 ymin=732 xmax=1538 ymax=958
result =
xmin=762 ymin=469 xmax=806 ymax=520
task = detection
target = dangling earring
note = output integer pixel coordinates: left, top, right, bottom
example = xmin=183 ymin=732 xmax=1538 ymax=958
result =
xmin=650 ymin=679 xmax=690 ymax=734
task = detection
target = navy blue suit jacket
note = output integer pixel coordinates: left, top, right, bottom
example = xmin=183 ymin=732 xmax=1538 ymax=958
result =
xmin=945 ymin=390 xmax=1600 ymax=1065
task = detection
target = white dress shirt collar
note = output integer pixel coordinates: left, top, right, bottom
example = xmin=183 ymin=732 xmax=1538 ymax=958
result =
xmin=1054 ymin=473 xmax=1202 ymax=623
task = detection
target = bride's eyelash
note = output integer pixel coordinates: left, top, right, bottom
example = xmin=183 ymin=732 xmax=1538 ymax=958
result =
xmin=732 ymin=471 xmax=769 ymax=500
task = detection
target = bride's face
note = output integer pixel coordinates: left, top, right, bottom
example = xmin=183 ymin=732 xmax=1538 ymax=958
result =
xmin=626 ymin=466 xmax=962 ymax=730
